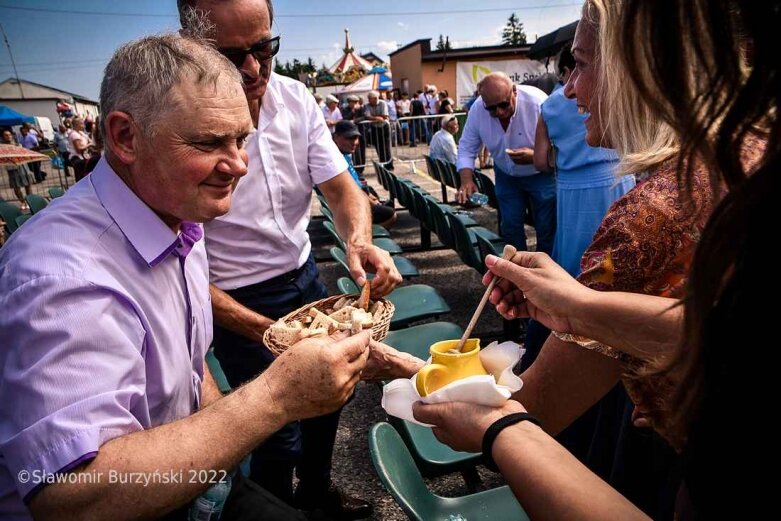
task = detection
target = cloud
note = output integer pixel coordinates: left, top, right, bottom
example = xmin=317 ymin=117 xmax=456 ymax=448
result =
xmin=376 ymin=41 xmax=399 ymax=53
xmin=397 ymin=21 xmax=409 ymax=30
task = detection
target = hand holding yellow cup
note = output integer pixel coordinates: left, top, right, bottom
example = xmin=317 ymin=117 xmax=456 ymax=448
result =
xmin=415 ymin=339 xmax=487 ymax=397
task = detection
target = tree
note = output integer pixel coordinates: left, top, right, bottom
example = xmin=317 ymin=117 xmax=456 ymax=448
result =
xmin=501 ymin=13 xmax=527 ymax=45
xmin=436 ymin=34 xmax=453 ymax=51
xmin=273 ymin=57 xmax=317 ymax=80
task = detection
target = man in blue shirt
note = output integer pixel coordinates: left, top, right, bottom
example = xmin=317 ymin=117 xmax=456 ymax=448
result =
xmin=19 ymin=124 xmax=44 ymax=183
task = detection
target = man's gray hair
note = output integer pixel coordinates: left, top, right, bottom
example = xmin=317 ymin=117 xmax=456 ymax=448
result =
xmin=100 ymin=33 xmax=241 ymax=147
xmin=177 ymin=0 xmax=275 ymax=32
xmin=367 ymin=90 xmax=380 ymax=99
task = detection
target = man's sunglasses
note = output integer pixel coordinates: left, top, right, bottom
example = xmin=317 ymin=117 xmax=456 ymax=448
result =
xmin=218 ymin=36 xmax=281 ymax=68
xmin=484 ymin=100 xmax=512 ymax=113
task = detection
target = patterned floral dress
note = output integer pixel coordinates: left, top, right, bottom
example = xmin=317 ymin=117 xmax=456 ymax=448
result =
xmin=557 ymin=137 xmax=764 ymax=438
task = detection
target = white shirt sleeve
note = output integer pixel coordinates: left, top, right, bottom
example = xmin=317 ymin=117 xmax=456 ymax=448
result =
xmin=304 ymin=89 xmax=348 ymax=184
xmin=456 ymin=102 xmax=484 ymax=171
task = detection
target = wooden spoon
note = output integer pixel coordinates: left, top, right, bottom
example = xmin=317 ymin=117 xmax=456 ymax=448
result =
xmin=454 ymin=244 xmax=517 ymax=352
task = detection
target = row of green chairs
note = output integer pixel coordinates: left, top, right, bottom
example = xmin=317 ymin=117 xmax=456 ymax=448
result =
xmin=318 ymin=196 xmax=391 ymax=240
xmin=377 ymin=161 xmax=507 ymax=273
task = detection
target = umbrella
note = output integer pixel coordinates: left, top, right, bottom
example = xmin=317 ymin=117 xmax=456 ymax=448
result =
xmin=0 ymin=105 xmax=35 ymax=126
xmin=529 ymin=20 xmax=579 ymax=59
xmin=338 ymin=68 xmax=393 ymax=94
xmin=0 ymin=144 xmax=51 ymax=166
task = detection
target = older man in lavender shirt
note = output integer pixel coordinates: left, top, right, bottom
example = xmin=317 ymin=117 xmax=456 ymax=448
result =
xmin=0 ymin=34 xmax=381 ymax=521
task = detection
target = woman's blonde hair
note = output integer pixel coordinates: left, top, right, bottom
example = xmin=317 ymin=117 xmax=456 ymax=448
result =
xmin=583 ymin=0 xmax=679 ymax=176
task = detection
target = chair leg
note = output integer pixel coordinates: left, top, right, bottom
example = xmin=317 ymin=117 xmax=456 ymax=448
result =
xmin=460 ymin=466 xmax=484 ymax=493
xmin=441 ymin=183 xmax=448 ymax=203
xmin=420 ymin=224 xmax=431 ymax=250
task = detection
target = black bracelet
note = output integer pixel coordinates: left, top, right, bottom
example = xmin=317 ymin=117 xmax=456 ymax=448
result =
xmin=482 ymin=412 xmax=542 ymax=472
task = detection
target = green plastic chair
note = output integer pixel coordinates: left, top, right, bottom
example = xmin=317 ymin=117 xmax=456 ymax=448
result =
xmin=15 ymin=214 xmax=33 ymax=228
xmin=330 ymin=245 xmax=419 ymax=280
xmin=383 ymin=321 xmax=464 ymax=360
xmin=336 ymin=276 xmax=450 ymax=329
xmin=436 ymin=158 xmax=461 ymax=190
xmin=320 ymin=204 xmax=391 ymax=239
xmin=322 ymin=220 xmax=403 ymax=254
xmin=369 ymin=423 xmax=528 ymax=521
xmin=476 ymin=233 xmax=510 ymax=260
xmin=48 ymin=187 xmax=66 ymax=199
xmin=25 ymin=193 xmax=48 ymax=215
xmin=448 ymin=213 xmax=506 ymax=273
xmin=0 ymin=201 xmax=23 ymax=235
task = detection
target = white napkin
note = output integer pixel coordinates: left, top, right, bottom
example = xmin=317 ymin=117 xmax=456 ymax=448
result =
xmin=381 ymin=340 xmax=525 ymax=426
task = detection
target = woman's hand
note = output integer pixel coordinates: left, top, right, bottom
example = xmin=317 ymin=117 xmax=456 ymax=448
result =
xmin=482 ymin=251 xmax=593 ymax=333
xmin=412 ymin=400 xmax=526 ymax=453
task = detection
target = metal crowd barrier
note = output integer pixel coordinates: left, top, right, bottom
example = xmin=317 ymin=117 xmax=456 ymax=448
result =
xmin=350 ymin=113 xmax=467 ymax=174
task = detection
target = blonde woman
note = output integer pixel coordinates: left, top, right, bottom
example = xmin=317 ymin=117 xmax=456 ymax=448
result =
xmin=414 ymin=0 xmax=764 ymax=518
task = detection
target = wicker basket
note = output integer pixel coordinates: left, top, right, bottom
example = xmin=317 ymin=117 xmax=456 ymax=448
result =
xmin=263 ymin=293 xmax=394 ymax=357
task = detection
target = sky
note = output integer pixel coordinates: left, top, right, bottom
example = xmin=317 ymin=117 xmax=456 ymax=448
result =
xmin=0 ymin=1 xmax=582 ymax=101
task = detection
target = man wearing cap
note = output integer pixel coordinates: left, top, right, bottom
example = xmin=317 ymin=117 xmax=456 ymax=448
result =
xmin=429 ymin=114 xmax=460 ymax=164
xmin=178 ymin=1 xmax=401 ymax=518
xmin=322 ymin=95 xmax=342 ymax=133
xmin=333 ymin=120 xmax=397 ymax=230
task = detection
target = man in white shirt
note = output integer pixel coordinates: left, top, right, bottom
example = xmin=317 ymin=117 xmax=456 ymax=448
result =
xmin=456 ymin=72 xmax=556 ymax=253
xmin=429 ymin=114 xmax=459 ymax=164
xmin=322 ymin=94 xmax=342 ymax=133
xmin=179 ymin=1 xmax=401 ymax=518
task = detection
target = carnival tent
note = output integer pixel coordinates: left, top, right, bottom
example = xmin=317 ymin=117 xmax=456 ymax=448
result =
xmin=337 ymin=67 xmax=393 ymax=94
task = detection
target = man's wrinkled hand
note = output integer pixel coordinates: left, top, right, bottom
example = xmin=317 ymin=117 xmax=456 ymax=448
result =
xmin=262 ymin=330 xmax=371 ymax=422
xmin=346 ymin=243 xmax=402 ymax=297
xmin=361 ymin=340 xmax=425 ymax=381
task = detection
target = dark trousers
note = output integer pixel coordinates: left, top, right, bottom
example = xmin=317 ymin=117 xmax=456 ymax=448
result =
xmin=364 ymin=125 xmax=393 ymax=168
xmin=494 ymin=168 xmax=557 ymax=254
xmin=351 ymin=132 xmax=367 ymax=174
xmin=59 ymin=151 xmax=72 ymax=176
xmin=212 ymin=255 xmax=340 ymax=504
xmin=29 ymin=160 xmax=44 ymax=182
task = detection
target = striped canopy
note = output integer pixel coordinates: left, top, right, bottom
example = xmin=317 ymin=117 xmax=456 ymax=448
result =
xmin=338 ymin=69 xmax=393 ymax=93
xmin=0 ymin=144 xmax=51 ymax=166
xmin=329 ymin=29 xmax=372 ymax=74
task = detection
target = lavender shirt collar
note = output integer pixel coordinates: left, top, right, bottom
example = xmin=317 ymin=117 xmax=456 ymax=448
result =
xmin=90 ymin=157 xmax=203 ymax=265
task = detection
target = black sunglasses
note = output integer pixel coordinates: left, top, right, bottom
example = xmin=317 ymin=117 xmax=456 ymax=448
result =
xmin=218 ymin=36 xmax=281 ymax=68
xmin=484 ymin=100 xmax=512 ymax=113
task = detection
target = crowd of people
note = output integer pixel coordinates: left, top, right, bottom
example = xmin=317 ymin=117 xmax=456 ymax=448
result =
xmin=2 ymin=114 xmax=104 ymax=211
xmin=1 ymin=0 xmax=774 ymax=519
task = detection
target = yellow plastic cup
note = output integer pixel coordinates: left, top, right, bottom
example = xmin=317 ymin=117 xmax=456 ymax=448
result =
xmin=415 ymin=338 xmax=487 ymax=397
